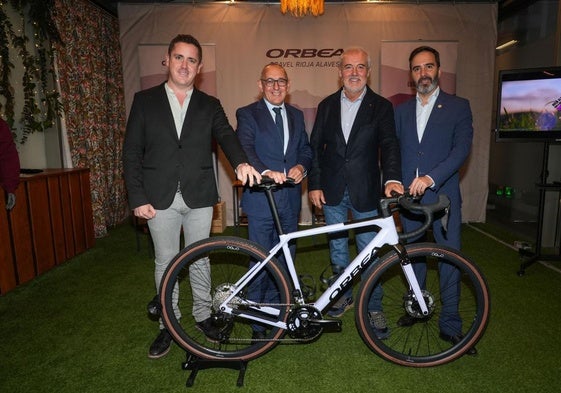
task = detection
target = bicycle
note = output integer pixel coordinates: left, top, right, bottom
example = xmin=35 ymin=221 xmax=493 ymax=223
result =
xmin=158 ymin=177 xmax=490 ymax=367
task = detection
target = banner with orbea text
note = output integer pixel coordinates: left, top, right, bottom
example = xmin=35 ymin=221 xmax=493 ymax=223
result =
xmin=119 ymin=2 xmax=497 ymax=224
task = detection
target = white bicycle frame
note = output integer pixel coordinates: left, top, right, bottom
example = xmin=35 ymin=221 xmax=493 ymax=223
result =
xmin=218 ymin=214 xmax=429 ymax=330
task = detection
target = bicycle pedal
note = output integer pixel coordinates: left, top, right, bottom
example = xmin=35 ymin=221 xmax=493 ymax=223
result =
xmin=310 ymin=319 xmax=342 ymax=332
xmin=298 ymin=274 xmax=316 ymax=301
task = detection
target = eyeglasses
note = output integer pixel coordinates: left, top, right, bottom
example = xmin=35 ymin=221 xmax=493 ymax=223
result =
xmin=261 ymin=78 xmax=288 ymax=87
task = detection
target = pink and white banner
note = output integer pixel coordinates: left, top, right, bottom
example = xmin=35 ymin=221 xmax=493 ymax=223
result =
xmin=381 ymin=41 xmax=458 ymax=108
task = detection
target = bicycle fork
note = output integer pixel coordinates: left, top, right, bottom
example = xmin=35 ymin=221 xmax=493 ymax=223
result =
xmin=392 ymin=243 xmax=430 ymax=316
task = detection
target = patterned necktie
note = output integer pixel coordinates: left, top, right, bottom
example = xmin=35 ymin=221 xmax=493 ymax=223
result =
xmin=273 ymin=107 xmax=284 ymax=144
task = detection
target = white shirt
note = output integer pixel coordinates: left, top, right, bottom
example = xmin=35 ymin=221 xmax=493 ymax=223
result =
xmin=416 ymin=87 xmax=440 ymax=142
xmin=340 ymin=88 xmax=366 ymax=143
xmin=165 ymin=83 xmax=193 ymax=138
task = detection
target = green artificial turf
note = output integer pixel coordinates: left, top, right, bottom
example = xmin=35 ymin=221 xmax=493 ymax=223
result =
xmin=1 ymin=222 xmax=560 ymax=392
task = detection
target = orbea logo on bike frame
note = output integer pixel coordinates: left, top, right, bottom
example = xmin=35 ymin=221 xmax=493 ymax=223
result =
xmin=266 ymin=48 xmax=343 ymax=69
xmin=329 ymin=253 xmax=374 ymax=302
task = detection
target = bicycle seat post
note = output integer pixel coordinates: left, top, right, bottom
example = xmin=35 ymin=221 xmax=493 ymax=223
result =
xmin=263 ymin=186 xmax=284 ymax=236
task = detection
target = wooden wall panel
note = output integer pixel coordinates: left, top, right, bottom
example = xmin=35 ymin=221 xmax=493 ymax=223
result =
xmin=59 ymin=174 xmax=75 ymax=260
xmin=9 ymin=186 xmax=35 ymax=285
xmin=47 ymin=176 xmax=66 ymax=264
xmin=69 ymin=172 xmax=86 ymax=255
xmin=80 ymin=171 xmax=95 ymax=249
xmin=1 ymin=168 xmax=94 ymax=294
xmin=27 ymin=178 xmax=56 ymax=275
xmin=0 ymin=192 xmax=17 ymax=294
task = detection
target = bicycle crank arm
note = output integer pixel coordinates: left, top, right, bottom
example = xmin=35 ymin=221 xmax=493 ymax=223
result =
xmin=310 ymin=319 xmax=342 ymax=332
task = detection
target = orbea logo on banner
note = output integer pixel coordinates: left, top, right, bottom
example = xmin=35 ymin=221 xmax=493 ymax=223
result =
xmin=266 ymin=48 xmax=343 ymax=68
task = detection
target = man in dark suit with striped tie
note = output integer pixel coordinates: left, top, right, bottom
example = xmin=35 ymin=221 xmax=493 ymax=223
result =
xmin=235 ymin=63 xmax=312 ymax=341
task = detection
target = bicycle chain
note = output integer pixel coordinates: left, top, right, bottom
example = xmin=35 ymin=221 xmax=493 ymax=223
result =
xmin=227 ymin=300 xmax=296 ymax=308
xmin=227 ymin=336 xmax=316 ymax=343
xmin=223 ymin=301 xmax=322 ymax=343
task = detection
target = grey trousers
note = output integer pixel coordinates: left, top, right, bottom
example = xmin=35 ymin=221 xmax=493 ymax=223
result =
xmin=147 ymin=191 xmax=213 ymax=329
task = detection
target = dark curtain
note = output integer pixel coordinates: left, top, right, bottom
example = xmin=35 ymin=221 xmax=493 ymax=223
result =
xmin=53 ymin=0 xmax=129 ymax=237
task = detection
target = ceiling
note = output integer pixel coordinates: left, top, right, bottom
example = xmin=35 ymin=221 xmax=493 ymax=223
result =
xmin=89 ymin=0 xmax=538 ymax=21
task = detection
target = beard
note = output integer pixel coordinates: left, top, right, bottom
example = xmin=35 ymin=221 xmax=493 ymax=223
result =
xmin=416 ymin=75 xmax=439 ymax=95
xmin=343 ymin=77 xmax=366 ymax=96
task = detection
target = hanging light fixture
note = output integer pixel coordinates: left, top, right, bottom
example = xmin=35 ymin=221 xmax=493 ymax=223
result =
xmin=280 ymin=0 xmax=325 ymax=17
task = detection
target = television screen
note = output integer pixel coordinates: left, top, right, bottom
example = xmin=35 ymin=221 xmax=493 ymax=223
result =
xmin=495 ymin=66 xmax=561 ymax=142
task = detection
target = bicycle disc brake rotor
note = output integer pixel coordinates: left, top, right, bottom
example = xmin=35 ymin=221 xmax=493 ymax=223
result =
xmin=403 ymin=290 xmax=436 ymax=318
xmin=286 ymin=305 xmax=322 ymax=340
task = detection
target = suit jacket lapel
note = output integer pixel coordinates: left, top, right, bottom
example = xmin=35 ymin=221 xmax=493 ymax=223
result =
xmin=422 ymin=92 xmax=446 ymax=143
xmin=258 ymin=99 xmax=285 ymax=149
xmin=154 ymin=83 xmax=178 ymax=141
xmin=328 ymin=92 xmax=345 ymax=145
xmin=286 ymin=106 xmax=296 ymax=152
xmin=179 ymin=88 xmax=199 ymax=141
xmin=406 ymin=98 xmax=420 ymax=145
xmin=346 ymin=88 xmax=373 ymax=146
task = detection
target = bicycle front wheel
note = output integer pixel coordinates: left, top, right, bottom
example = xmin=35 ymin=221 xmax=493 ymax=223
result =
xmin=355 ymin=243 xmax=490 ymax=367
xmin=159 ymin=236 xmax=292 ymax=361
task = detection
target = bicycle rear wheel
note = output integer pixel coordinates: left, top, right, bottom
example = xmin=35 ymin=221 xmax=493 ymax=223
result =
xmin=355 ymin=243 xmax=490 ymax=367
xmin=159 ymin=236 xmax=291 ymax=361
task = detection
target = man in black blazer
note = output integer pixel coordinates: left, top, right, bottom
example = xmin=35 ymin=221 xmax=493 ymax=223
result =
xmin=308 ymin=47 xmax=403 ymax=338
xmin=123 ymin=34 xmax=260 ymax=359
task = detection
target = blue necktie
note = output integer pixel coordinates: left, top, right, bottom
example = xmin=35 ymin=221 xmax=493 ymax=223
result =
xmin=273 ymin=107 xmax=284 ymax=144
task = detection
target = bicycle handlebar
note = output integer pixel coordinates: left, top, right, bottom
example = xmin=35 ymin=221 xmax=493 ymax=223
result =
xmin=249 ymin=179 xmax=448 ymax=242
xmin=379 ymin=192 xmax=450 ymax=242
xmin=250 ymin=175 xmax=295 ymax=191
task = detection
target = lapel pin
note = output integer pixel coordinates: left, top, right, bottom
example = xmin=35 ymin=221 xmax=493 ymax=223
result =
xmin=437 ymin=104 xmax=442 ymax=109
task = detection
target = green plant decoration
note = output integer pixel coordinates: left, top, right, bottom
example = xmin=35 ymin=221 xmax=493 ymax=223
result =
xmin=0 ymin=0 xmax=62 ymax=144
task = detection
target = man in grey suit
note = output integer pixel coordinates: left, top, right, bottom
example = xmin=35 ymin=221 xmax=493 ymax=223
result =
xmin=308 ymin=47 xmax=403 ymax=338
xmin=394 ymin=45 xmax=476 ymax=355
xmin=123 ymin=34 xmax=260 ymax=359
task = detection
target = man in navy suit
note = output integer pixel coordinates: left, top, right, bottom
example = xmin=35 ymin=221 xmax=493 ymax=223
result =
xmin=123 ymin=34 xmax=260 ymax=359
xmin=308 ymin=47 xmax=403 ymax=338
xmin=236 ymin=63 xmax=312 ymax=340
xmin=394 ymin=45 xmax=476 ymax=355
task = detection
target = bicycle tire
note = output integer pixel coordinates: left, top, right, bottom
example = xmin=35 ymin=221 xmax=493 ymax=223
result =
xmin=159 ymin=236 xmax=292 ymax=361
xmin=355 ymin=243 xmax=490 ymax=367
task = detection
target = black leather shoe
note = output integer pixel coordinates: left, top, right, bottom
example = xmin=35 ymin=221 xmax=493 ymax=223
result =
xmin=397 ymin=314 xmax=418 ymax=327
xmin=195 ymin=318 xmax=221 ymax=343
xmin=147 ymin=295 xmax=161 ymax=317
xmin=148 ymin=329 xmax=172 ymax=359
xmin=397 ymin=313 xmax=431 ymax=327
xmin=439 ymin=332 xmax=478 ymax=356
xmin=251 ymin=330 xmax=267 ymax=345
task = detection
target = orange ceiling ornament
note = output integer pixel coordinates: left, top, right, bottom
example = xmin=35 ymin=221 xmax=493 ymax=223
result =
xmin=280 ymin=0 xmax=325 ymax=17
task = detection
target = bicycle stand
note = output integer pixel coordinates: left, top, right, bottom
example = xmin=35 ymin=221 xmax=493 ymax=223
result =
xmin=182 ymin=352 xmax=248 ymax=387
